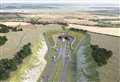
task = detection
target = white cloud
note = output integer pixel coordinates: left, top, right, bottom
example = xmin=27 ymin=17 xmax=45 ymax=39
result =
xmin=2 ymin=0 xmax=119 ymax=4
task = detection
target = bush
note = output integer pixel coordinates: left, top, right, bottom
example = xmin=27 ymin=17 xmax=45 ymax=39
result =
xmin=0 ymin=36 xmax=8 ymax=46
xmin=0 ymin=24 xmax=9 ymax=33
xmin=91 ymin=45 xmax=112 ymax=66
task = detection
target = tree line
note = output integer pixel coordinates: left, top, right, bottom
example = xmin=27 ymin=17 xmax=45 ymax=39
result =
xmin=0 ymin=43 xmax=32 ymax=80
xmin=29 ymin=18 xmax=68 ymax=26
xmin=69 ymin=28 xmax=87 ymax=33
xmin=0 ymin=24 xmax=23 ymax=33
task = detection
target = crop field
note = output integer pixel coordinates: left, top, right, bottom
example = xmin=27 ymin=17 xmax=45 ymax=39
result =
xmin=0 ymin=24 xmax=62 ymax=59
xmin=0 ymin=27 xmax=41 ymax=59
xmin=89 ymin=32 xmax=120 ymax=82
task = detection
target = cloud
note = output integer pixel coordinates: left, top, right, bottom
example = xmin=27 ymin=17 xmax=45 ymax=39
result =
xmin=2 ymin=0 xmax=119 ymax=4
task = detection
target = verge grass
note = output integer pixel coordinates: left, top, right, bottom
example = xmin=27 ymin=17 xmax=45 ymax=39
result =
xmin=9 ymin=36 xmax=43 ymax=82
xmin=50 ymin=57 xmax=63 ymax=81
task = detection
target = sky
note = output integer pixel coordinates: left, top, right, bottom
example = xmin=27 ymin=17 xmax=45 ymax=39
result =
xmin=1 ymin=0 xmax=119 ymax=4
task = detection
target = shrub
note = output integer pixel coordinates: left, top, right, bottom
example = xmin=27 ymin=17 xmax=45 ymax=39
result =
xmin=91 ymin=45 xmax=112 ymax=66
xmin=0 ymin=36 xmax=8 ymax=46
xmin=0 ymin=24 xmax=9 ymax=33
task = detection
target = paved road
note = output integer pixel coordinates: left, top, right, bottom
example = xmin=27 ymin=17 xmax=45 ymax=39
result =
xmin=60 ymin=57 xmax=69 ymax=82
xmin=59 ymin=40 xmax=70 ymax=82
xmin=42 ymin=36 xmax=71 ymax=82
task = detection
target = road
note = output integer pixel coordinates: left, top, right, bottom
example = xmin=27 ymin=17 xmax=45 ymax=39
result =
xmin=42 ymin=62 xmax=55 ymax=81
xmin=42 ymin=36 xmax=71 ymax=82
xmin=59 ymin=40 xmax=70 ymax=82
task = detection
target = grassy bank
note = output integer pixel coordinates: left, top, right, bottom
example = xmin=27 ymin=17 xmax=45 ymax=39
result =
xmin=9 ymin=36 xmax=43 ymax=82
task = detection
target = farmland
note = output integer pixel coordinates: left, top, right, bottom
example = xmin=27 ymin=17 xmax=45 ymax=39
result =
xmin=0 ymin=11 xmax=119 ymax=82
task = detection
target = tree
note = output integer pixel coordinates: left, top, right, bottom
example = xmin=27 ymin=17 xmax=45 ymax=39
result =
xmin=0 ymin=36 xmax=8 ymax=46
xmin=91 ymin=45 xmax=113 ymax=66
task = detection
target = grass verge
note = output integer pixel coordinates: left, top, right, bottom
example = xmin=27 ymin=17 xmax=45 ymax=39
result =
xmin=9 ymin=36 xmax=43 ymax=82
